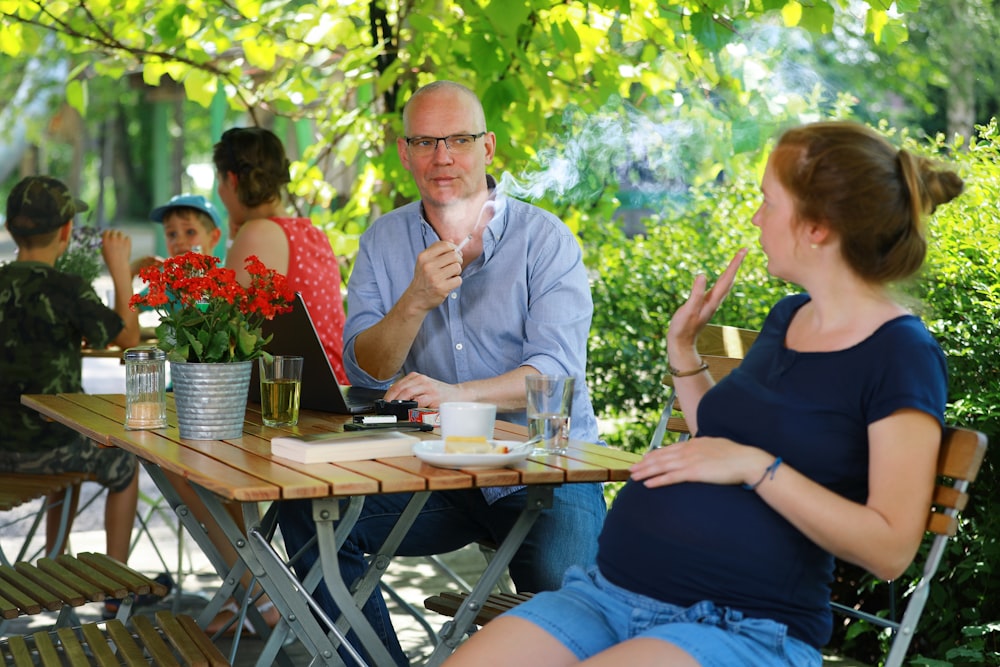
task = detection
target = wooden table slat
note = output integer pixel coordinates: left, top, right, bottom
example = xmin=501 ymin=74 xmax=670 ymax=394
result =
xmin=109 ymin=431 xmax=282 ymax=502
xmin=334 ymin=460 xmax=429 ymax=494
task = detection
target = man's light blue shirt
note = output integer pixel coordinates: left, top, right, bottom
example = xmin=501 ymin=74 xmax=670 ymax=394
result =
xmin=344 ymin=194 xmax=600 ymax=454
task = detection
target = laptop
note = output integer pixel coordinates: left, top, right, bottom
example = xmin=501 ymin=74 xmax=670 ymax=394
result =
xmin=248 ymin=293 xmax=385 ymax=414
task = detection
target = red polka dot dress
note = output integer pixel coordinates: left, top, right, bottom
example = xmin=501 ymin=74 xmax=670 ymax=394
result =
xmin=271 ymin=218 xmax=348 ymax=384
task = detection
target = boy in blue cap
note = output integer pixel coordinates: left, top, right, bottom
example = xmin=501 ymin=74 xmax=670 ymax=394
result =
xmin=130 ymin=194 xmax=223 ymax=276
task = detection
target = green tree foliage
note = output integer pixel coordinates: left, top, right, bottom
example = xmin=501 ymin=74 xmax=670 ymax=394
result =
xmin=1 ymin=0 xmax=911 ymax=235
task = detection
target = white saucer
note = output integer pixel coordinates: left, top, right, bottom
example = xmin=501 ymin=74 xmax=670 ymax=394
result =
xmin=412 ymin=440 xmax=532 ymax=470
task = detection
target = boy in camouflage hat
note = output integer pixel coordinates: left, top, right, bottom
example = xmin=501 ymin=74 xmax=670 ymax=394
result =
xmin=0 ymin=175 xmax=142 ymax=581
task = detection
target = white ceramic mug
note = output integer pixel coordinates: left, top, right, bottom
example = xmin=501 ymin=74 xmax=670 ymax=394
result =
xmin=439 ymin=402 xmax=497 ymax=440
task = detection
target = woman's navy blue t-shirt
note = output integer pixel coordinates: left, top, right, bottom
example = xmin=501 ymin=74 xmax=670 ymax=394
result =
xmin=596 ymin=293 xmax=948 ymax=648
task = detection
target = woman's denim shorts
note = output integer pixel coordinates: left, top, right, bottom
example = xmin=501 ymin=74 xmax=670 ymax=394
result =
xmin=506 ymin=566 xmax=822 ymax=667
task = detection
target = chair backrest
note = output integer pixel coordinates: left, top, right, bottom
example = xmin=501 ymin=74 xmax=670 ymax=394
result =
xmin=833 ymin=425 xmax=987 ymax=667
xmin=695 ymin=323 xmax=759 ymax=358
xmin=662 ymin=354 xmax=744 ymax=436
xmin=649 ymin=324 xmax=760 ymax=451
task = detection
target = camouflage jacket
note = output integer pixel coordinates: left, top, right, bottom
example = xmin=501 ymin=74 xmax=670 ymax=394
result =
xmin=0 ymin=261 xmax=123 ymax=454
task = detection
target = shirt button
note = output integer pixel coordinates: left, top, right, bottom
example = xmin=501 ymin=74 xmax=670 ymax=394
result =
xmin=450 ymin=292 xmax=457 ymax=299
xmin=456 ymin=343 xmax=463 ymax=351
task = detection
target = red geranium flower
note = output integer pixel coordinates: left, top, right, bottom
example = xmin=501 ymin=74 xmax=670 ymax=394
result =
xmin=130 ymin=252 xmax=295 ymax=363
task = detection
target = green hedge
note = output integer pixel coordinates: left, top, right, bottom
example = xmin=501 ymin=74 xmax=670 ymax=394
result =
xmin=582 ymin=120 xmax=1000 ymax=665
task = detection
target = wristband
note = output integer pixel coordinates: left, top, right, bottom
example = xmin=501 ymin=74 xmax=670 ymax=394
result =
xmin=667 ymin=361 xmax=709 ymax=377
xmin=743 ymin=456 xmax=782 ymax=491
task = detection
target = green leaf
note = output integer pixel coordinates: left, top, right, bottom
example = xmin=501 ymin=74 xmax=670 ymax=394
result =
xmin=243 ymin=36 xmax=276 ymax=71
xmin=0 ymin=23 xmax=22 ymax=57
xmin=690 ymin=10 xmax=733 ymax=52
xmin=731 ymin=118 xmax=761 ymax=154
xmin=878 ymin=22 xmax=909 ymax=53
xmin=483 ymin=0 xmax=532 ymax=46
xmin=181 ymin=68 xmax=217 ymax=108
xmin=66 ymin=78 xmax=87 ymax=115
xmin=781 ymin=1 xmax=802 ymax=27
xmin=798 ymin=1 xmax=835 ymax=34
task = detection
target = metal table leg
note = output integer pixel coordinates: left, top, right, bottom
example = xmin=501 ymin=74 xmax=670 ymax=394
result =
xmin=424 ymin=484 xmax=554 ymax=667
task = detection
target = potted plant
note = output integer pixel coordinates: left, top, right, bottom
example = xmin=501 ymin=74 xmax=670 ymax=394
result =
xmin=130 ymin=252 xmax=295 ymax=439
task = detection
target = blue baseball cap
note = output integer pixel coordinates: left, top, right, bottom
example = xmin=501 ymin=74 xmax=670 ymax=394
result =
xmin=149 ymin=194 xmax=222 ymax=229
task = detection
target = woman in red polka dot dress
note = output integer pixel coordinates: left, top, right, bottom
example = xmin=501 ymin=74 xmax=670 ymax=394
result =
xmin=212 ymin=126 xmax=347 ymax=383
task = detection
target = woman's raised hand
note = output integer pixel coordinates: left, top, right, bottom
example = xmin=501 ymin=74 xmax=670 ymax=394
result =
xmin=668 ymin=249 xmax=748 ymax=349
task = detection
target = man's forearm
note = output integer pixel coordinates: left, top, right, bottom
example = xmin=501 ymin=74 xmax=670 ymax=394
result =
xmin=353 ymin=295 xmax=428 ymax=381
xmin=456 ymin=365 xmax=539 ymax=411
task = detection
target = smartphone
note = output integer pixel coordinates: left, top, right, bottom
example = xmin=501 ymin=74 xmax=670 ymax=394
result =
xmin=343 ymin=422 xmax=433 ymax=432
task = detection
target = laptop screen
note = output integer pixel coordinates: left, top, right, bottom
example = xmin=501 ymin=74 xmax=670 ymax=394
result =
xmin=248 ymin=293 xmax=382 ymax=414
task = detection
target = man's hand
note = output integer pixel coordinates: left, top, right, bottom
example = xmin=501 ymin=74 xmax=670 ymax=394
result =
xmin=401 ymin=241 xmax=464 ymax=312
xmin=385 ymin=372 xmax=462 ymax=408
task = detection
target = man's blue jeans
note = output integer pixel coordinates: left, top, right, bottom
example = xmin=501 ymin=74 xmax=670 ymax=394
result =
xmin=277 ymin=482 xmax=607 ymax=666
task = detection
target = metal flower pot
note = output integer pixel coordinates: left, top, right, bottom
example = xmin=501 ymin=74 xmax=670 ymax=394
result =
xmin=169 ymin=360 xmax=252 ymax=440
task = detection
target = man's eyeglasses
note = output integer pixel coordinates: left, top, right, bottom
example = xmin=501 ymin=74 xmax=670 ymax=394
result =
xmin=404 ymin=132 xmax=486 ymax=155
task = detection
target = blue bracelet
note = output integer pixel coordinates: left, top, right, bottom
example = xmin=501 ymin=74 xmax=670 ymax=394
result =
xmin=743 ymin=456 xmax=782 ymax=491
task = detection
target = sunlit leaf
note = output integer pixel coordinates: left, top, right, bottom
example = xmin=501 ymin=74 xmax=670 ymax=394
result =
xmin=781 ymin=1 xmax=802 ymax=27
xmin=66 ymin=78 xmax=87 ymax=115
xmin=243 ymin=36 xmax=276 ymax=70
xmin=0 ymin=23 xmax=22 ymax=57
xmin=182 ymin=68 xmax=217 ymax=107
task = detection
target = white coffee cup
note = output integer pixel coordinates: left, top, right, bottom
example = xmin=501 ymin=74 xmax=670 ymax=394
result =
xmin=439 ymin=402 xmax=497 ymax=440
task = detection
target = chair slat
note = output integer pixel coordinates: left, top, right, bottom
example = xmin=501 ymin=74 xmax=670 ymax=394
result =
xmin=938 ymin=427 xmax=987 ymax=481
xmin=81 ymin=621 xmax=123 ymax=667
xmin=5 ymin=633 xmax=34 ymax=667
xmin=77 ymin=552 xmax=165 ymax=597
xmin=173 ymin=611 xmax=231 ymax=667
xmin=35 ymin=557 xmax=106 ymax=602
xmin=104 ymin=619 xmax=155 ymax=667
xmin=131 ymin=613 xmax=183 ymax=666
xmin=154 ymin=609 xmax=211 ymax=667
xmin=55 ymin=626 xmax=90 ymax=665
xmin=0 ymin=566 xmax=45 ymax=614
xmin=13 ymin=562 xmax=87 ymax=607
xmin=31 ymin=629 xmax=61 ymax=667
xmin=53 ymin=554 xmax=128 ymax=599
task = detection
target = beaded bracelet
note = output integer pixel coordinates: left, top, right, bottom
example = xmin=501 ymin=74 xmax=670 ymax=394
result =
xmin=743 ymin=456 xmax=783 ymax=491
xmin=667 ymin=361 xmax=709 ymax=377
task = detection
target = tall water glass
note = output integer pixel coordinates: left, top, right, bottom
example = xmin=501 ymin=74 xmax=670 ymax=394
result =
xmin=526 ymin=375 xmax=574 ymax=455
xmin=259 ymin=355 xmax=303 ymax=427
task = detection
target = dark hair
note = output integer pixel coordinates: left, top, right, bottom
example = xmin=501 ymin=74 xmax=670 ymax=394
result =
xmin=10 ymin=227 xmax=60 ymax=249
xmin=212 ymin=127 xmax=291 ymax=208
xmin=770 ymin=121 xmax=964 ymax=283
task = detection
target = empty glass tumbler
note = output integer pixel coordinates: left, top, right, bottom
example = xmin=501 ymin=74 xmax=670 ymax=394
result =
xmin=124 ymin=346 xmax=167 ymax=430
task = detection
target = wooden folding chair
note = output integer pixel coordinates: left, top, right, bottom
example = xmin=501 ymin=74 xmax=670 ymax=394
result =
xmin=830 ymin=426 xmax=987 ymax=667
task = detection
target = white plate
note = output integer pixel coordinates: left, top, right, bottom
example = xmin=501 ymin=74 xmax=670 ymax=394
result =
xmin=412 ymin=440 xmax=533 ymax=470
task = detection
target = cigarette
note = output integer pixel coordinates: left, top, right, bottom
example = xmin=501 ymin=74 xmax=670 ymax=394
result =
xmin=454 ymin=200 xmax=498 ymax=254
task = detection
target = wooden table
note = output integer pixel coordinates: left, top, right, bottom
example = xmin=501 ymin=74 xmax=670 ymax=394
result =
xmin=21 ymin=393 xmax=639 ymax=666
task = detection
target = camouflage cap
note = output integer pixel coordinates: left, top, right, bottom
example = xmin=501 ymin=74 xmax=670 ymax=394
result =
xmin=5 ymin=176 xmax=89 ymax=237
